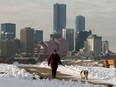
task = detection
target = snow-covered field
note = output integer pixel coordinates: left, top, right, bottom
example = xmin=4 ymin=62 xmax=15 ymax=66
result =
xmin=38 ymin=61 xmax=116 ymax=85
xmin=0 ymin=61 xmax=116 ymax=87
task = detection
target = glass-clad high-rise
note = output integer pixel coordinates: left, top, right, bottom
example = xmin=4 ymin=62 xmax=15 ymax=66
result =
xmin=53 ymin=3 xmax=66 ymax=36
xmin=0 ymin=23 xmax=16 ymax=40
xmin=35 ymin=30 xmax=43 ymax=43
xmin=75 ymin=15 xmax=85 ymax=32
xmin=62 ymin=28 xmax=74 ymax=51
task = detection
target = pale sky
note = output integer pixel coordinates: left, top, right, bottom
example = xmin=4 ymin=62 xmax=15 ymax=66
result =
xmin=0 ymin=0 xmax=116 ymax=52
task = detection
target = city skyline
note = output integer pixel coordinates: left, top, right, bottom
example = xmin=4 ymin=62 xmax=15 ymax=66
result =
xmin=0 ymin=0 xmax=116 ymax=51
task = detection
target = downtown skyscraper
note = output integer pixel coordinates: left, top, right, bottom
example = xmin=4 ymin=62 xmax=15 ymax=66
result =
xmin=20 ymin=27 xmax=34 ymax=55
xmin=62 ymin=28 xmax=74 ymax=51
xmin=53 ymin=3 xmax=66 ymax=36
xmin=87 ymin=35 xmax=102 ymax=56
xmin=0 ymin=23 xmax=16 ymax=40
xmin=75 ymin=15 xmax=85 ymax=32
xmin=75 ymin=30 xmax=92 ymax=51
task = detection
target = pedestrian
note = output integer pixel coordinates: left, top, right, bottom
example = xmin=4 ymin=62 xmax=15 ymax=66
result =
xmin=48 ymin=49 xmax=62 ymax=78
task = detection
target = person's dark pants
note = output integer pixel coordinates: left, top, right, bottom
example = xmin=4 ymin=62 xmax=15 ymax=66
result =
xmin=52 ymin=67 xmax=57 ymax=78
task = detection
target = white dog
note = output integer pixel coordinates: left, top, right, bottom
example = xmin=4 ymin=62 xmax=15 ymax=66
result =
xmin=80 ymin=70 xmax=88 ymax=80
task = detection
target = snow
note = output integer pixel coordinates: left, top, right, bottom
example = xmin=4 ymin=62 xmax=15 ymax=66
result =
xmin=0 ymin=61 xmax=116 ymax=87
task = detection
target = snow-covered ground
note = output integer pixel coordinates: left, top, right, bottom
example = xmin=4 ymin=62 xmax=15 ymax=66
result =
xmin=0 ymin=61 xmax=116 ymax=87
xmin=38 ymin=61 xmax=116 ymax=85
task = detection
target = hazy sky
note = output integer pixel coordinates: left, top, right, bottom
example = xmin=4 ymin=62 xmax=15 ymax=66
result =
xmin=0 ymin=0 xmax=116 ymax=51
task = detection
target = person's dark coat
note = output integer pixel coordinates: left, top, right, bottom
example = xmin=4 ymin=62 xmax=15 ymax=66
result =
xmin=48 ymin=53 xmax=62 ymax=68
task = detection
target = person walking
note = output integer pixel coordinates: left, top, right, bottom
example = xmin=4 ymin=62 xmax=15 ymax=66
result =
xmin=48 ymin=49 xmax=62 ymax=78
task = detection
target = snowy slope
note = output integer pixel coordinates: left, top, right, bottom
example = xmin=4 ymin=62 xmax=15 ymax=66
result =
xmin=38 ymin=61 xmax=116 ymax=85
xmin=0 ymin=63 xmax=116 ymax=87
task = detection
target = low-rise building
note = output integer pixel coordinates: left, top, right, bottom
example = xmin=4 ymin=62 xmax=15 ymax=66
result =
xmin=37 ymin=38 xmax=69 ymax=59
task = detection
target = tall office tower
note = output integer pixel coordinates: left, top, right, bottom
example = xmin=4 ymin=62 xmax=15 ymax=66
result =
xmin=102 ymin=41 xmax=109 ymax=54
xmin=75 ymin=15 xmax=85 ymax=32
xmin=35 ymin=30 xmax=43 ymax=43
xmin=62 ymin=28 xmax=74 ymax=51
xmin=20 ymin=27 xmax=34 ymax=55
xmin=53 ymin=3 xmax=66 ymax=36
xmin=75 ymin=30 xmax=91 ymax=52
xmin=0 ymin=23 xmax=16 ymax=40
xmin=0 ymin=40 xmax=15 ymax=58
xmin=87 ymin=35 xmax=102 ymax=56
